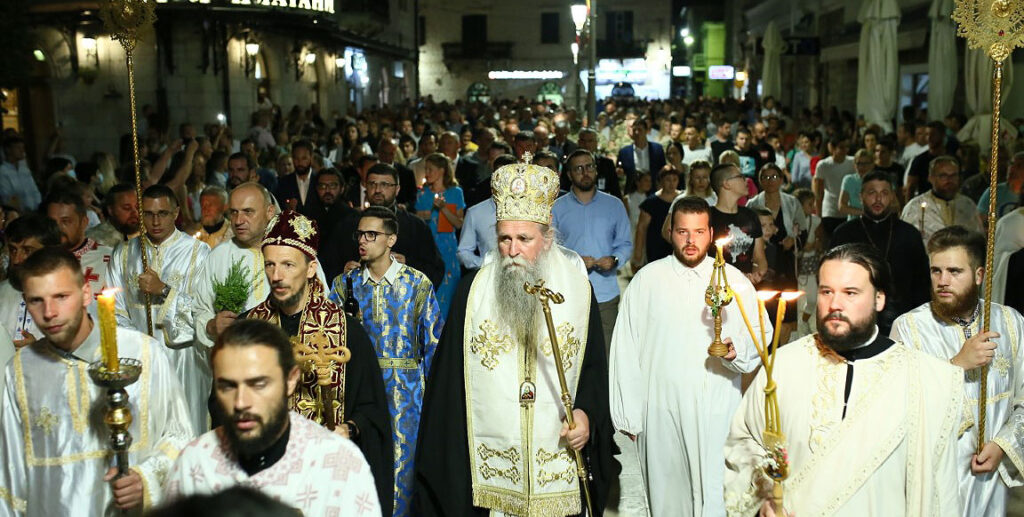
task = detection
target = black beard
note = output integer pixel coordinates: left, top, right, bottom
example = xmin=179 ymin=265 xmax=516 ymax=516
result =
xmin=270 ymin=283 xmax=307 ymax=313
xmin=817 ymin=310 xmax=877 ymax=352
xmin=219 ymin=392 xmax=289 ymax=457
xmin=931 ymin=281 xmax=980 ymax=323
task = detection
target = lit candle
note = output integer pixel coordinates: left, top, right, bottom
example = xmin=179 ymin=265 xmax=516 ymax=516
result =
xmin=919 ymin=201 xmax=927 ymax=234
xmin=715 ymin=236 xmax=732 ymax=264
xmin=98 ymin=288 xmax=119 ymax=372
xmin=773 ymin=291 xmax=803 ymax=369
xmin=756 ymin=291 xmax=779 ymax=356
xmin=729 ymin=289 xmax=768 ymax=364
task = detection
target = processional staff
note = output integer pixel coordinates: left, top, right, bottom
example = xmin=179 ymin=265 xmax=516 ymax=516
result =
xmin=524 ymin=280 xmax=595 ymax=517
xmin=951 ymin=0 xmax=1023 ymax=454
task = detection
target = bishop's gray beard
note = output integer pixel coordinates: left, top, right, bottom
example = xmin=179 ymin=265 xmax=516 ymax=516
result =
xmin=494 ymin=248 xmax=553 ymax=346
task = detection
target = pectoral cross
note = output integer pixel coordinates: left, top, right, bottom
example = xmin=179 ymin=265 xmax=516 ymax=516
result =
xmin=292 ymin=331 xmax=351 ymax=430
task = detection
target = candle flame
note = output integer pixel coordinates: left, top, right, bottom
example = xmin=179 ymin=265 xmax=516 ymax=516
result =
xmin=715 ymin=236 xmax=733 ymax=247
xmin=363 ymin=201 xmax=370 ymax=208
xmin=194 ymin=231 xmax=202 ymax=239
xmin=779 ymin=291 xmax=804 ymax=302
xmin=756 ymin=290 xmax=780 ymax=301
xmin=100 ymin=287 xmax=120 ymax=297
xmin=920 ymin=201 xmax=927 ymax=208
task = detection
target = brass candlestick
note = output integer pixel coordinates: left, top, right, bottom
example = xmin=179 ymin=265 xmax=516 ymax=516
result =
xmin=88 ymin=358 xmax=142 ymax=478
xmin=952 ymin=0 xmax=1024 ymax=455
xmin=706 ymin=237 xmax=734 ymax=357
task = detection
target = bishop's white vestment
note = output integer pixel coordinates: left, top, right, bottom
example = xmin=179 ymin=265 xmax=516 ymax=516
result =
xmin=892 ymin=302 xmax=1024 ymax=517
xmin=107 ymin=230 xmax=211 ymax=435
xmin=164 ymin=412 xmax=381 ymax=516
xmin=0 ymin=323 xmax=193 ymax=516
xmin=610 ymin=254 xmax=766 ymax=516
xmin=723 ymin=334 xmax=965 ymax=517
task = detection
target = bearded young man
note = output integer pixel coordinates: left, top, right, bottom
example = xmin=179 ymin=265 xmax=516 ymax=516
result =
xmin=900 ymin=156 xmax=982 ymax=245
xmin=242 ymin=210 xmax=393 ymax=515
xmin=891 ymin=226 xmax=1024 ymax=517
xmin=415 ymin=160 xmax=620 ymax=516
xmin=0 ymin=248 xmax=192 ymax=515
xmin=163 ymin=319 xmax=381 ymax=515
xmin=724 ymin=243 xmax=965 ymax=517
xmin=86 ymin=184 xmax=141 ymax=248
xmin=611 ymin=196 xmax=765 ymax=516
xmin=830 ymin=172 xmax=930 ymax=334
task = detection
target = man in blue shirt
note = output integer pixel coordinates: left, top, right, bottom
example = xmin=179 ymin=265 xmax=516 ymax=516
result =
xmin=0 ymin=136 xmax=41 ymax=211
xmin=552 ymin=149 xmax=633 ymax=350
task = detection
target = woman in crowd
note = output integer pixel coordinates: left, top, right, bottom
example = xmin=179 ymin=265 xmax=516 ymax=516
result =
xmin=415 ymin=153 xmax=465 ymax=319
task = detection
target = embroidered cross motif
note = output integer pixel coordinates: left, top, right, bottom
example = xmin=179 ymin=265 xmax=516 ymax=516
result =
xmin=541 ymin=322 xmax=582 ymax=370
xmin=34 ymin=407 xmax=59 ymax=434
xmin=469 ymin=320 xmax=514 ymax=370
xmin=355 ymin=492 xmax=375 ymax=514
xmin=294 ymin=484 xmax=319 ymax=507
xmin=84 ymin=267 xmax=100 ymax=284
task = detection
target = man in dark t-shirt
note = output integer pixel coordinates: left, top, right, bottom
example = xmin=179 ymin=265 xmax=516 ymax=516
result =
xmin=638 ymin=169 xmax=681 ymax=264
xmin=709 ymin=162 xmax=767 ymax=281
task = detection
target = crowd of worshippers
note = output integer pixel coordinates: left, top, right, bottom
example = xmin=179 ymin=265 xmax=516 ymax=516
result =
xmin=0 ymin=93 xmax=1022 ymax=516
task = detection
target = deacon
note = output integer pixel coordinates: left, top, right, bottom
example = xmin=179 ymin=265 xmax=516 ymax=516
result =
xmin=329 ymin=206 xmax=442 ymax=517
xmin=106 ymin=184 xmax=212 ymax=435
xmin=243 ymin=210 xmax=394 ymax=514
xmin=610 ymin=196 xmax=765 ymax=516
xmin=415 ymin=160 xmax=620 ymax=516
xmin=900 ymin=156 xmax=981 ymax=244
xmin=0 ymin=214 xmax=61 ymax=346
xmin=163 ymin=319 xmax=381 ymax=516
xmin=0 ymin=248 xmax=193 ymax=516
xmin=891 ymin=226 xmax=1024 ymax=517
xmin=192 ymin=182 xmax=327 ymax=349
xmin=724 ymin=243 xmax=964 ymax=516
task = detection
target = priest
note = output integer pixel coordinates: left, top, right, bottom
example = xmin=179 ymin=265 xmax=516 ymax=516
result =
xmin=0 ymin=248 xmax=193 ymax=516
xmin=106 ymin=184 xmax=212 ymax=436
xmin=414 ymin=159 xmax=620 ymax=516
xmin=611 ymin=196 xmax=765 ymax=516
xmin=163 ymin=319 xmax=381 ymax=516
xmin=724 ymin=243 xmax=965 ymax=516
xmin=242 ymin=210 xmax=394 ymax=515
xmin=891 ymin=227 xmax=1024 ymax=517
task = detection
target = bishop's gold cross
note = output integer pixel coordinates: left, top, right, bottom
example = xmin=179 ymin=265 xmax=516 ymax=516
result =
xmin=292 ymin=332 xmax=351 ymax=387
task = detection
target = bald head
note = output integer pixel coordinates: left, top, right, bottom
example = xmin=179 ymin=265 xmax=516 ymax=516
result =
xmin=229 ymin=182 xmax=276 ymax=248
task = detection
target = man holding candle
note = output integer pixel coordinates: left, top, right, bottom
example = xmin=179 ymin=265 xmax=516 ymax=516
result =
xmin=610 ymin=195 xmax=766 ymax=516
xmin=724 ymin=243 xmax=964 ymax=516
xmin=242 ymin=210 xmax=394 ymax=515
xmin=891 ymin=226 xmax=1024 ymax=517
xmin=0 ymin=247 xmax=193 ymax=515
xmin=106 ymin=184 xmax=212 ymax=436
xmin=900 ymin=156 xmax=981 ymax=245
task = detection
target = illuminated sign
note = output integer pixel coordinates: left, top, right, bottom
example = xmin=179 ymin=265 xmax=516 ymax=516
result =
xmin=487 ymin=70 xmax=564 ymax=80
xmin=708 ymin=65 xmax=735 ymax=80
xmin=672 ymin=66 xmax=691 ymax=77
xmin=154 ymin=0 xmax=335 ymax=14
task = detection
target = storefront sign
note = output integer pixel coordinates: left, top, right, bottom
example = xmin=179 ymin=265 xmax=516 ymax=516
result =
xmin=154 ymin=0 xmax=335 ymax=14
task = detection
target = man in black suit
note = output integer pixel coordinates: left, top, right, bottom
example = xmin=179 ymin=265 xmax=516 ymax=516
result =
xmin=344 ymin=154 xmax=381 ymax=209
xmin=616 ymin=117 xmax=666 ymax=184
xmin=300 ymin=167 xmax=355 ymax=238
xmin=547 ymin=121 xmax=577 ymax=161
xmin=376 ymin=138 xmax=417 ymax=209
xmin=322 ymin=163 xmax=444 ymax=289
xmin=274 ymin=139 xmax=317 ymax=211
xmin=572 ymin=128 xmax=621 ymax=198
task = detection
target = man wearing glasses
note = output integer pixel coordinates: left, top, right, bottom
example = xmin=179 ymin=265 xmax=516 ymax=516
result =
xmin=901 ymin=156 xmax=982 ymax=245
xmin=105 ymin=184 xmax=212 ymax=435
xmin=302 ymin=168 xmax=355 ymax=238
xmin=329 ymin=206 xmax=442 ymax=517
xmin=322 ymin=164 xmax=444 ymax=289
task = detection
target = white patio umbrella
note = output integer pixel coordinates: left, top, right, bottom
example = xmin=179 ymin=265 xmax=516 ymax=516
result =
xmin=958 ymin=45 xmax=1016 ymax=154
xmin=927 ymin=0 xmax=957 ymax=119
xmin=856 ymin=0 xmax=901 ymax=132
xmin=762 ymin=21 xmax=784 ymax=101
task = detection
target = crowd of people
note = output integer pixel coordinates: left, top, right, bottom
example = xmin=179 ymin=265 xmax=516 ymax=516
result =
xmin=0 ymin=92 xmax=1021 ymax=516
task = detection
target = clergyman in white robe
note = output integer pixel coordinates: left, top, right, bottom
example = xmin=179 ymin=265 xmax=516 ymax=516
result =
xmin=107 ymin=229 xmax=211 ymax=435
xmin=991 ymin=208 xmax=1024 ymax=304
xmin=610 ymin=254 xmax=766 ymax=516
xmin=0 ymin=279 xmax=39 ymax=342
xmin=0 ymin=324 xmax=193 ymax=516
xmin=164 ymin=412 xmax=381 ymax=516
xmin=892 ymin=301 xmax=1024 ymax=517
xmin=724 ymin=332 xmax=965 ymax=516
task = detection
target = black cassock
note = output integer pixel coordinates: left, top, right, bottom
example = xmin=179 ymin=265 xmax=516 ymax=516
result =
xmin=413 ymin=270 xmax=621 ymax=516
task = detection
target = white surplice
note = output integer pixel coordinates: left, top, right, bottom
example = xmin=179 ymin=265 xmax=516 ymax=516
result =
xmin=0 ymin=280 xmax=39 ymax=342
xmin=724 ymin=335 xmax=965 ymax=517
xmin=106 ymin=230 xmax=211 ymax=436
xmin=610 ymin=254 xmax=766 ymax=517
xmin=992 ymin=208 xmax=1024 ymax=304
xmin=892 ymin=302 xmax=1024 ymax=517
xmin=191 ymin=239 xmax=328 ymax=350
xmin=900 ymin=191 xmax=981 ymax=245
xmin=0 ymin=323 xmax=193 ymax=516
xmin=164 ymin=412 xmax=381 ymax=516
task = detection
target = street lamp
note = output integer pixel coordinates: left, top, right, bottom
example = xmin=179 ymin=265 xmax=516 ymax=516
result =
xmin=683 ymin=35 xmax=695 ymax=46
xmin=570 ymin=1 xmax=596 ymax=128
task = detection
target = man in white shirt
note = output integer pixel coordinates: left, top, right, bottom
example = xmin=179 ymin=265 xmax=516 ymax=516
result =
xmin=813 ymin=135 xmax=855 ymax=238
xmin=900 ymin=156 xmax=982 ymax=245
xmin=0 ymin=136 xmax=41 ymax=211
xmin=681 ymin=126 xmax=712 ymax=167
